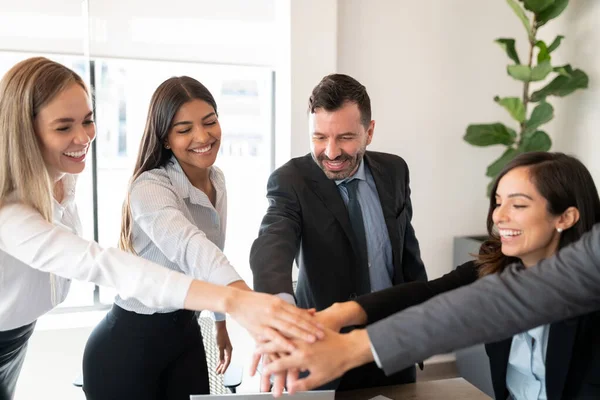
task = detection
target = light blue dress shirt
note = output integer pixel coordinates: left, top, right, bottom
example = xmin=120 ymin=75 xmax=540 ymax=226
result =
xmin=506 ymin=324 xmax=550 ymax=400
xmin=336 ymin=159 xmax=394 ymax=292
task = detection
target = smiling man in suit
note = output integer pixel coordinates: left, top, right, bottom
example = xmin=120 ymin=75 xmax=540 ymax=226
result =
xmin=250 ymin=73 xmax=427 ymax=391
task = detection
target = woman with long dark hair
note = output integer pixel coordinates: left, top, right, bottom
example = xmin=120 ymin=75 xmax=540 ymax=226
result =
xmin=83 ymin=76 xmax=260 ymax=399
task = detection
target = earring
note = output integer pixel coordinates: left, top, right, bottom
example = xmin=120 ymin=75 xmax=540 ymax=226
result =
xmin=165 ymin=144 xmax=170 ymax=149
xmin=557 ymin=228 xmax=563 ymax=233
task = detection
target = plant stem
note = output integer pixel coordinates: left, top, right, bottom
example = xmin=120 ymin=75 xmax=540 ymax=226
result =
xmin=520 ymin=15 xmax=538 ymax=142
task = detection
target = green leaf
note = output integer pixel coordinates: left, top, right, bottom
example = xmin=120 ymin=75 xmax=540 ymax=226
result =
xmin=530 ymin=69 xmax=589 ymax=101
xmin=506 ymin=0 xmax=533 ymax=40
xmin=486 ymin=148 xmax=521 ymax=177
xmin=547 ymin=35 xmax=565 ymax=53
xmin=495 ymin=38 xmax=521 ymax=64
xmin=531 ymin=60 xmax=553 ymax=81
xmin=507 ymin=61 xmax=551 ymax=82
xmin=553 ymin=64 xmax=573 ymax=77
xmin=521 ymin=130 xmax=552 ymax=151
xmin=524 ymin=0 xmax=554 ymax=13
xmin=494 ymin=96 xmax=526 ymax=122
xmin=464 ymin=123 xmax=517 ymax=147
xmin=508 ymin=65 xmax=533 ymax=82
xmin=526 ymin=101 xmax=554 ymax=130
xmin=536 ymin=0 xmax=568 ymax=26
xmin=535 ymin=41 xmax=550 ymax=63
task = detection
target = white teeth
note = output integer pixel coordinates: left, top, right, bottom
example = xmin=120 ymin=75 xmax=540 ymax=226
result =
xmin=499 ymin=229 xmax=523 ymax=237
xmin=190 ymin=144 xmax=212 ymax=154
xmin=63 ymin=150 xmax=86 ymax=158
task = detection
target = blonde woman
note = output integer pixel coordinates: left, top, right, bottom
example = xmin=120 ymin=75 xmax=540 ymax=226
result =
xmin=0 ymin=57 xmax=321 ymax=400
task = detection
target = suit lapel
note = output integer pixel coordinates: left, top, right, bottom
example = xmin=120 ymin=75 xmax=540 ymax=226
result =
xmin=545 ymin=319 xmax=579 ymax=400
xmin=303 ymin=155 xmax=358 ymax=253
xmin=364 ymin=154 xmax=402 ymax=278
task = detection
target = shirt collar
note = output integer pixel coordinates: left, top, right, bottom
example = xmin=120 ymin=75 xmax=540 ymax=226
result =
xmin=165 ymin=156 xmax=220 ymax=206
xmin=54 ymin=174 xmax=77 ymax=206
xmin=335 ymin=158 xmax=366 ymax=186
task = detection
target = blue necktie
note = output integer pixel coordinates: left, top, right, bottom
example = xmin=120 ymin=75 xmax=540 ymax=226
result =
xmin=342 ymin=179 xmax=371 ymax=295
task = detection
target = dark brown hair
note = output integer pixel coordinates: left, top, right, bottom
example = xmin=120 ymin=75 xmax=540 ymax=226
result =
xmin=477 ymin=152 xmax=600 ymax=277
xmin=308 ymin=73 xmax=371 ymax=128
xmin=119 ymin=76 xmax=217 ymax=252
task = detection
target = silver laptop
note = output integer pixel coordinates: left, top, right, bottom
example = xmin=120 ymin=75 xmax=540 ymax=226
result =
xmin=190 ymin=391 xmax=334 ymax=400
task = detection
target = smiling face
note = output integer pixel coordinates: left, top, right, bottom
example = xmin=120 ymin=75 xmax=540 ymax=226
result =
xmin=493 ymin=166 xmax=563 ymax=267
xmin=34 ymin=83 xmax=95 ymax=180
xmin=165 ymin=99 xmax=221 ymax=174
xmin=309 ymin=101 xmax=374 ymax=180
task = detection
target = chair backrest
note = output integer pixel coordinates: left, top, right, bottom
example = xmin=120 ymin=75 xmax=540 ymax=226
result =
xmin=198 ymin=316 xmax=227 ymax=395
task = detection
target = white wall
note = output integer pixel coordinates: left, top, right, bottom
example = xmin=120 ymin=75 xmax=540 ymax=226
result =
xmin=547 ymin=0 xmax=600 ymax=180
xmin=332 ymin=0 xmax=599 ymax=279
xmin=274 ymin=0 xmax=338 ymax=166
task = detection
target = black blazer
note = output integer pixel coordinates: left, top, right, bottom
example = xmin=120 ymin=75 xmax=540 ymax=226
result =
xmin=486 ymin=312 xmax=600 ymax=400
xmin=356 ymin=261 xmax=600 ymax=400
xmin=250 ymin=151 xmax=427 ymax=312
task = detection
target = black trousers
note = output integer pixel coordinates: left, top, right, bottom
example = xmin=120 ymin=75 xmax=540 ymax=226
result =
xmin=0 ymin=322 xmax=36 ymax=400
xmin=82 ymin=305 xmax=209 ymax=400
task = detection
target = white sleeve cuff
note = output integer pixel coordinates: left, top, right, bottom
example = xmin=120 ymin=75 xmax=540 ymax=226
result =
xmin=213 ymin=312 xmax=226 ymax=321
xmin=369 ymin=336 xmax=383 ymax=368
xmin=277 ymin=292 xmax=296 ymax=306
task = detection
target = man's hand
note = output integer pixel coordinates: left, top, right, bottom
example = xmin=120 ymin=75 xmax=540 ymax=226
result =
xmin=215 ymin=320 xmax=232 ymax=374
xmin=253 ymin=328 xmax=375 ymax=393
xmin=257 ymin=353 xmax=288 ymax=397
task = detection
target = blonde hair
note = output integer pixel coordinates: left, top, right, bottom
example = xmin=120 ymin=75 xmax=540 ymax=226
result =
xmin=0 ymin=57 xmax=88 ymax=221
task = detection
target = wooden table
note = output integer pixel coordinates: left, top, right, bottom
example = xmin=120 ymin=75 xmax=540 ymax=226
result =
xmin=335 ymin=378 xmax=491 ymax=400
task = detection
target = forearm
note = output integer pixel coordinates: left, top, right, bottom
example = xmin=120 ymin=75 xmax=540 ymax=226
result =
xmin=183 ymin=280 xmax=240 ymax=314
xmin=331 ymin=301 xmax=368 ymax=327
xmin=368 ymin=223 xmax=600 ymax=375
xmin=229 ymin=280 xmax=251 ymax=291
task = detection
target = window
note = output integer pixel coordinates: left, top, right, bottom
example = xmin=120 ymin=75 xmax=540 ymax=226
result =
xmin=0 ymin=52 xmax=274 ymax=307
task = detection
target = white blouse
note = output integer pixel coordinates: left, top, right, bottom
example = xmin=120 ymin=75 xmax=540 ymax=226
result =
xmin=115 ymin=157 xmax=241 ymax=316
xmin=0 ymin=174 xmax=193 ymax=331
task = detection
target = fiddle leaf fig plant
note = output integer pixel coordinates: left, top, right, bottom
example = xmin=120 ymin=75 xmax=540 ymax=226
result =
xmin=464 ymin=0 xmax=589 ymax=195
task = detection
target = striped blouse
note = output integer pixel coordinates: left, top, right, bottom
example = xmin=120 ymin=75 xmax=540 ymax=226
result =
xmin=114 ymin=156 xmax=242 ymax=317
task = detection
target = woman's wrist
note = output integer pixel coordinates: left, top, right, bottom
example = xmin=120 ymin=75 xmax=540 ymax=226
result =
xmin=222 ymin=286 xmax=241 ymax=315
xmin=215 ymin=320 xmax=227 ymax=329
xmin=344 ymin=329 xmax=375 ymax=370
xmin=334 ymin=301 xmax=368 ymax=327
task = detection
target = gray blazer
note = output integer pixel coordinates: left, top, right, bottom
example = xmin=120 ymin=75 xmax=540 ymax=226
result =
xmin=368 ymin=223 xmax=600 ymax=376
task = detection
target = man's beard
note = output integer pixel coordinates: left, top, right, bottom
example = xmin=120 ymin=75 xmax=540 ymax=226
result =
xmin=313 ymin=150 xmax=365 ymax=180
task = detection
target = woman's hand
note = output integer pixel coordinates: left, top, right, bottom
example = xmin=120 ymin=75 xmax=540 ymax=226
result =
xmin=214 ymin=320 xmax=232 ymax=374
xmin=314 ymin=301 xmax=368 ymax=332
xmin=226 ymin=288 xmax=324 ymax=348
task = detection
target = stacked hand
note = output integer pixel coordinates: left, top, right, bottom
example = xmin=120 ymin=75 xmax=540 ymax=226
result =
xmin=246 ymin=301 xmax=373 ymax=396
xmin=250 ymin=328 xmax=373 ymax=395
